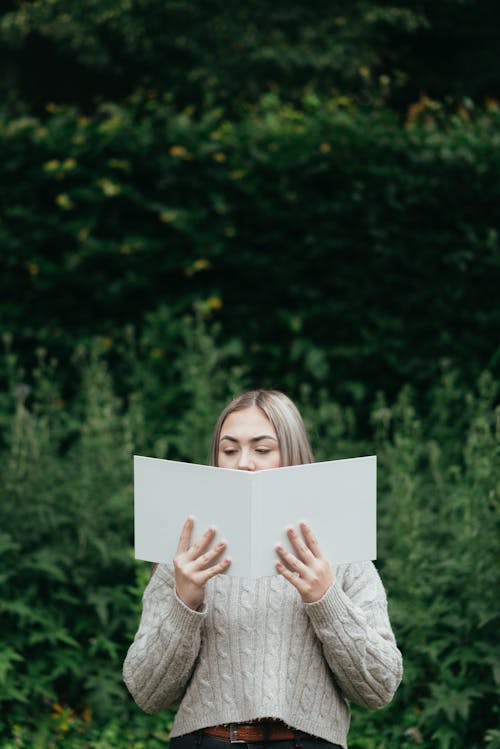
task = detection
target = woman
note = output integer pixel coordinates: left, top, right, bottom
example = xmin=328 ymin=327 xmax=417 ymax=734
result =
xmin=123 ymin=390 xmax=403 ymax=749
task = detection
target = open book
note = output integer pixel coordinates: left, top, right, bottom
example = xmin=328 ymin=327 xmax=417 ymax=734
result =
xmin=134 ymin=455 xmax=376 ymax=578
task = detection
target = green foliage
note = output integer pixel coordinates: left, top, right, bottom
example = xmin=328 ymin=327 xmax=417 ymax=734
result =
xmin=1 ymin=0 xmax=498 ymax=115
xmin=0 ymin=319 xmax=498 ymax=747
xmin=134 ymin=308 xmax=247 ymax=463
xmin=0 ymin=0 xmax=427 ymax=113
xmin=349 ymin=371 xmax=500 ymax=749
xmin=1 ymin=710 xmax=174 ymax=749
xmin=0 ymin=345 xmax=136 ymax=723
xmin=0 ymin=315 xmax=245 ymax=731
xmin=1 ymin=96 xmax=499 ymax=410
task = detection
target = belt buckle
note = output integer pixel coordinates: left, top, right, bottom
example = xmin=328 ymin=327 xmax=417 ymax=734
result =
xmin=230 ymin=724 xmax=247 ymax=744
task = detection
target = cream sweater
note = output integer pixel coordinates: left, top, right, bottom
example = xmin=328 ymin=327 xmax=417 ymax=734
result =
xmin=123 ymin=562 xmax=402 ymax=749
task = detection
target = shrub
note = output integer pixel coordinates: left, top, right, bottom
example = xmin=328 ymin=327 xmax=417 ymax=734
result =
xmin=1 ymin=97 xmax=498 ymax=410
xmin=0 ymin=315 xmax=244 ymax=731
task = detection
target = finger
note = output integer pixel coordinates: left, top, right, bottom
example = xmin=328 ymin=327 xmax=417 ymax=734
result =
xmin=197 ymin=557 xmax=231 ymax=584
xmin=193 ymin=541 xmax=227 ymax=570
xmin=300 ymin=522 xmax=323 ymax=558
xmin=286 ymin=526 xmax=315 ymax=564
xmin=276 ymin=561 xmax=307 ymax=593
xmin=176 ymin=516 xmax=194 ymax=555
xmin=186 ymin=526 xmax=217 ymax=561
xmin=275 ymin=544 xmax=308 ymax=577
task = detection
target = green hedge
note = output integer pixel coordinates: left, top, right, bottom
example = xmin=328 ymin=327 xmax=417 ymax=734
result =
xmin=1 ymin=96 xmax=499 ymax=409
xmin=0 ymin=319 xmax=498 ymax=748
xmin=1 ymin=0 xmax=498 ymax=114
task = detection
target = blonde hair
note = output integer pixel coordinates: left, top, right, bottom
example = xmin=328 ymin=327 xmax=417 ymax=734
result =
xmin=210 ymin=389 xmax=314 ymax=467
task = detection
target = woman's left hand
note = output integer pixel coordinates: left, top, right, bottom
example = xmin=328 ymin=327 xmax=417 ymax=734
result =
xmin=275 ymin=522 xmax=333 ymax=603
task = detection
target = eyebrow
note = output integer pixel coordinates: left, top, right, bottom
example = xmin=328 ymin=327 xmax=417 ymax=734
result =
xmin=220 ymin=434 xmax=278 ymax=443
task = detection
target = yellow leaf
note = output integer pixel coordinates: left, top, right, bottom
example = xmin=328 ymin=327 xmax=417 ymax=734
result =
xmin=159 ymin=210 xmax=177 ymax=223
xmin=207 ymin=296 xmax=223 ymax=310
xmin=25 ymin=262 xmax=39 ymax=276
xmin=44 ymin=159 xmax=60 ymax=172
xmin=169 ymin=145 xmax=189 ymax=158
xmin=55 ymin=193 xmax=74 ymax=210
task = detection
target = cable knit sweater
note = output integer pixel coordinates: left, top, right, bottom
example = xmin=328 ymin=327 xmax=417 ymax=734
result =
xmin=123 ymin=561 xmax=402 ymax=749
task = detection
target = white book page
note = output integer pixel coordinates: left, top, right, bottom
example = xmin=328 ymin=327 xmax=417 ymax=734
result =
xmin=134 ymin=455 xmax=376 ymax=578
xmin=252 ymin=456 xmax=377 ymax=577
xmin=134 ymin=456 xmax=252 ymax=576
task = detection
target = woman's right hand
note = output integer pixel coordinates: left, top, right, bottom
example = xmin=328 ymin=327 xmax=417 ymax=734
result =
xmin=173 ymin=516 xmax=231 ymax=610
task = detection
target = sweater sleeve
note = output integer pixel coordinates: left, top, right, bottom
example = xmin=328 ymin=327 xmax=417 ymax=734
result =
xmin=304 ymin=561 xmax=403 ymax=710
xmin=123 ymin=564 xmax=206 ymax=714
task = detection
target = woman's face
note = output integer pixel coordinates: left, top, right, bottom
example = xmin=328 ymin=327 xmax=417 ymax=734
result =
xmin=217 ymin=406 xmax=282 ymax=471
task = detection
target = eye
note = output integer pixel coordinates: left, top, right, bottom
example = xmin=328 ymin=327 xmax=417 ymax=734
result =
xmin=255 ymin=448 xmax=271 ymax=454
xmin=222 ymin=448 xmax=237 ymax=455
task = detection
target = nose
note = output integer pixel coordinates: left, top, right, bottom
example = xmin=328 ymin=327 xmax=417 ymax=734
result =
xmin=237 ymin=451 xmax=255 ymax=471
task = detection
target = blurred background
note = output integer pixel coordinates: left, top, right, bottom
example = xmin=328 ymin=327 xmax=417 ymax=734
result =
xmin=0 ymin=1 xmax=499 ymax=747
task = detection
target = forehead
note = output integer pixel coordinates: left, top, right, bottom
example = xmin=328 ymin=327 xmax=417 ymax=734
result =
xmin=221 ymin=406 xmax=277 ymax=438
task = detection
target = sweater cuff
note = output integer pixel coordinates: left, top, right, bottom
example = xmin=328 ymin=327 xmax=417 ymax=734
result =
xmin=174 ymin=589 xmax=208 ymax=616
xmin=156 ymin=593 xmax=206 ymax=646
xmin=303 ymin=581 xmax=357 ymax=628
xmin=154 ymin=563 xmax=208 ymax=620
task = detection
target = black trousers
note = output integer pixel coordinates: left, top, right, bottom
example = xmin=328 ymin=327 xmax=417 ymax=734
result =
xmin=170 ymin=731 xmax=343 ymax=749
